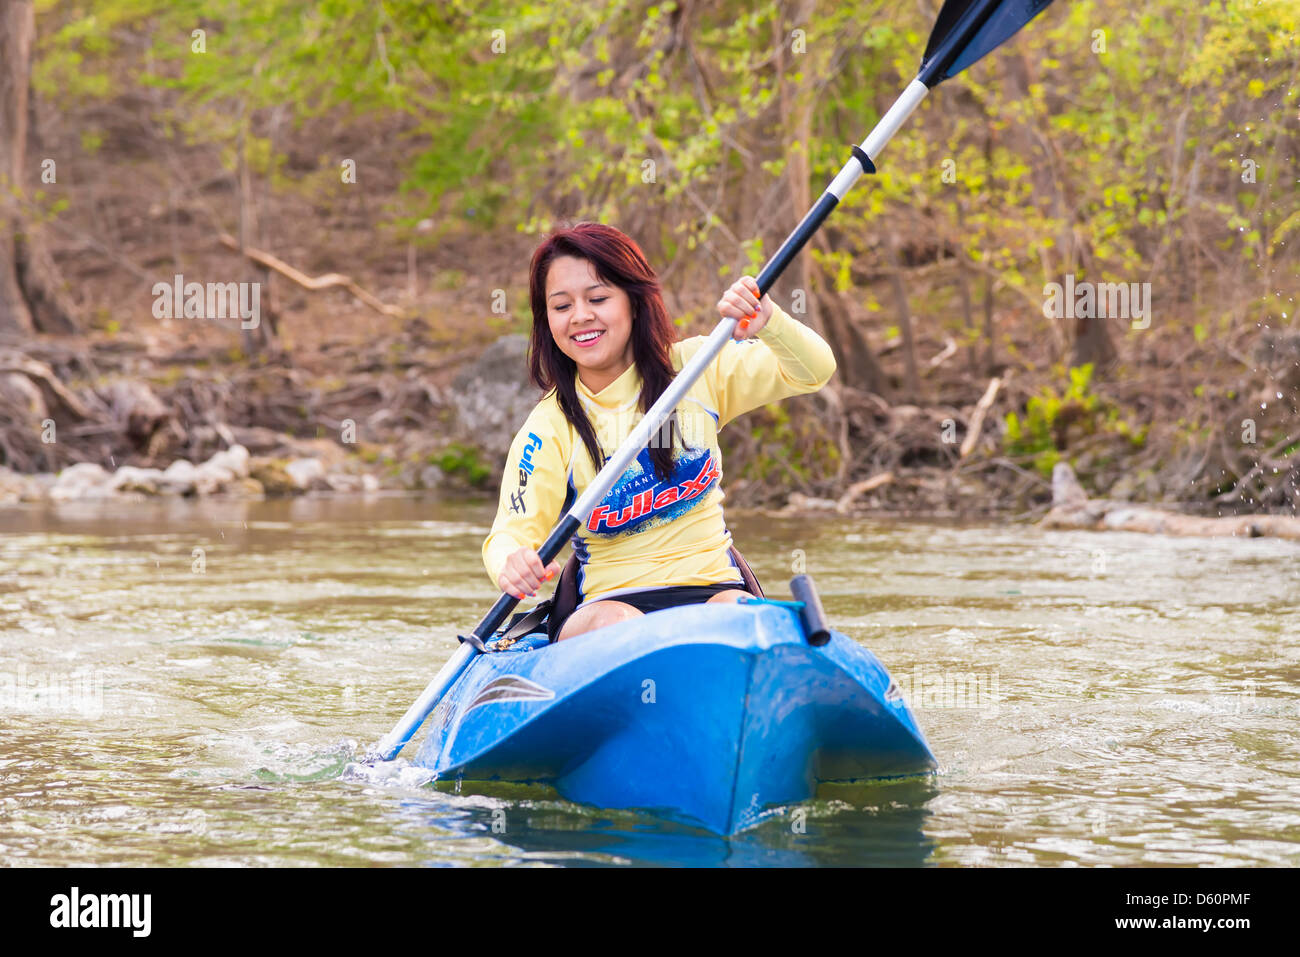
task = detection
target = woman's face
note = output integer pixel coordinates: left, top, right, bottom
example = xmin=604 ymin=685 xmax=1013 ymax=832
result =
xmin=545 ymin=255 xmax=635 ymax=393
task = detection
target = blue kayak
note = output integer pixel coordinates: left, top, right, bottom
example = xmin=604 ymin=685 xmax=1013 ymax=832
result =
xmin=413 ymin=600 xmax=936 ymax=835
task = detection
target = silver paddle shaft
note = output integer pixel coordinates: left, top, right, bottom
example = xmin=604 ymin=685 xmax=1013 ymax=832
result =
xmin=828 ymin=79 xmax=929 ymax=198
xmin=373 ymin=642 xmax=475 ymax=761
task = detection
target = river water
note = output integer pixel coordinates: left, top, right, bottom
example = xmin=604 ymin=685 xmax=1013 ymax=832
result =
xmin=1 ymin=496 xmax=1296 ymax=867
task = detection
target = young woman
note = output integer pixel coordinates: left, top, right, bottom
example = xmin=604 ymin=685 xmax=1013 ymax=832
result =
xmin=483 ymin=222 xmax=836 ymax=641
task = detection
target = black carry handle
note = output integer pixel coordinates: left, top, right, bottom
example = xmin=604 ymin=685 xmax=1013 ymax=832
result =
xmin=789 ymin=575 xmax=831 ymax=646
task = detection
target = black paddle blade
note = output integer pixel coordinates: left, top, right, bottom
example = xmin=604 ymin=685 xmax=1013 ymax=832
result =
xmin=919 ymin=0 xmax=1055 ymax=87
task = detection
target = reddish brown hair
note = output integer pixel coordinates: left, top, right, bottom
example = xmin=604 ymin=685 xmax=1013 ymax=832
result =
xmin=527 ymin=222 xmax=679 ymax=482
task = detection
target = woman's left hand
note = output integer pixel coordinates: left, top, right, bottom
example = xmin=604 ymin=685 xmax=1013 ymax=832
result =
xmin=718 ymin=275 xmax=773 ymax=339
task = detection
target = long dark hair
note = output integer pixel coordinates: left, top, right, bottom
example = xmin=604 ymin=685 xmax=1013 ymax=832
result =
xmin=527 ymin=223 xmax=680 ymax=482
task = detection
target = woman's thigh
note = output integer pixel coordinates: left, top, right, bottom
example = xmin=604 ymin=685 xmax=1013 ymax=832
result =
xmin=705 ymin=589 xmax=751 ymax=603
xmin=556 ymin=599 xmax=643 ymax=641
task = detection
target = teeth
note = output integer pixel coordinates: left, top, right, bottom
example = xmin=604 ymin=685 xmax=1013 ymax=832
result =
xmin=575 ymin=330 xmax=603 ymax=342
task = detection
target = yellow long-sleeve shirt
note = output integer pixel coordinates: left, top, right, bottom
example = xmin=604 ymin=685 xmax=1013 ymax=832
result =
xmin=482 ymin=303 xmax=836 ymax=606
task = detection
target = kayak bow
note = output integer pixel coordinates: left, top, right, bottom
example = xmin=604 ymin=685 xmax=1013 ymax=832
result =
xmin=413 ymin=600 xmax=936 ymax=835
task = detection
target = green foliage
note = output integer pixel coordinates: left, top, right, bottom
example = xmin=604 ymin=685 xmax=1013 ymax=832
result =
xmin=433 ymin=269 xmax=468 ymax=291
xmin=1004 ymin=365 xmax=1095 ymax=466
xmin=34 ymin=0 xmax=1298 ymax=297
xmin=432 ymin=442 xmax=491 ymax=488
xmin=1003 ymin=364 xmax=1147 ymax=477
xmin=736 ymin=401 xmax=839 ymax=486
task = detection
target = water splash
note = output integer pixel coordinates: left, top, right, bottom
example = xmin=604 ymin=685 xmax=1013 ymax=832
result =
xmin=341 ymin=757 xmax=436 ymax=789
xmin=251 ymin=739 xmax=360 ymax=783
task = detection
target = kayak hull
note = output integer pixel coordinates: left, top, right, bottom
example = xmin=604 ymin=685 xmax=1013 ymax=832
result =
xmin=413 ymin=602 xmax=935 ymax=834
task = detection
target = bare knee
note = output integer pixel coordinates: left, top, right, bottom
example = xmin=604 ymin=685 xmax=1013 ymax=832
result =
xmin=706 ymin=589 xmax=751 ymax=604
xmin=557 ymin=600 xmax=642 ymax=641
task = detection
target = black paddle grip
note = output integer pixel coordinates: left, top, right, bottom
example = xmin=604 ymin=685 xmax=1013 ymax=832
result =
xmin=789 ymin=574 xmax=831 ymax=646
xmin=461 ymin=515 xmax=581 ymax=649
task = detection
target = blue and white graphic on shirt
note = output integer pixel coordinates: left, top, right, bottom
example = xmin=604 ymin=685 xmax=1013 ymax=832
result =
xmin=583 ymin=445 xmax=720 ymax=538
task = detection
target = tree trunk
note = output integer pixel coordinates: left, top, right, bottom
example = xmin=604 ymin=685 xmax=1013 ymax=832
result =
xmin=774 ymin=0 xmax=825 ymax=336
xmin=953 ymin=197 xmax=976 ymax=378
xmin=771 ymin=0 xmax=888 ymax=396
xmin=1010 ymin=49 xmax=1114 ymax=372
xmin=0 ymin=0 xmax=77 ymax=335
xmin=1071 ymin=311 xmax=1119 ymax=368
xmin=982 ymin=272 xmax=995 ymax=373
xmin=886 ymin=233 xmax=922 ymax=401
xmin=811 ymin=257 xmax=892 ymax=398
xmin=236 ymin=102 xmax=276 ymax=355
xmin=0 ymin=0 xmax=34 ymax=332
xmin=981 ymin=130 xmax=996 ymax=373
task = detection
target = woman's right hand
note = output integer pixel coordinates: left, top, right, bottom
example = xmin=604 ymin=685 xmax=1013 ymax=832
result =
xmin=498 ymin=547 xmax=562 ymax=600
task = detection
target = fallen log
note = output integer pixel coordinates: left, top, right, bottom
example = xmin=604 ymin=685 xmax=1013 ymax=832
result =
xmin=836 ymin=471 xmax=895 ymax=513
xmin=218 ymin=233 xmax=402 ymax=317
xmin=1041 ymin=463 xmax=1300 ymax=541
xmin=923 ymin=337 xmax=958 ymax=375
xmin=960 ymin=375 xmax=1002 ymax=459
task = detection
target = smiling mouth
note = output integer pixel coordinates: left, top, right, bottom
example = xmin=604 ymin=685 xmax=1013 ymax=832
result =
xmin=572 ymin=329 xmax=605 ymax=346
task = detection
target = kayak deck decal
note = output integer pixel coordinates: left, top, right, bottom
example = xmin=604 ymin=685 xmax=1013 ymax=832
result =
xmin=466 ymin=675 xmax=556 ymax=712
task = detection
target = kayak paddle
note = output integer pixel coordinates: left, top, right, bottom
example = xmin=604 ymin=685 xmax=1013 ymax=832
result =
xmin=370 ymin=0 xmax=1056 ymax=763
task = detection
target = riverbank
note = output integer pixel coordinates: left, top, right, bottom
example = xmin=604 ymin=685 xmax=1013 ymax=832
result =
xmin=3 ymin=325 xmax=1296 ymax=523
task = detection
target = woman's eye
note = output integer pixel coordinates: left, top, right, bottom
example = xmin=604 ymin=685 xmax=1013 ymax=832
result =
xmin=554 ymin=298 xmax=604 ymax=312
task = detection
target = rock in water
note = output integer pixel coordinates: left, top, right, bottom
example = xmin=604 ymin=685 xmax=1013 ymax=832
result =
xmin=1051 ymin=462 xmax=1089 ymax=511
xmin=50 ymin=463 xmax=114 ymax=501
xmin=324 ymin=472 xmax=380 ymax=493
xmin=159 ymin=459 xmax=199 ymax=495
xmin=190 ymin=444 xmax=252 ymax=495
xmin=0 ymin=466 xmax=47 ymax=504
xmin=249 ymin=459 xmax=295 ymax=495
xmin=1043 ymin=462 xmax=1300 ymax=541
xmin=109 ymin=466 xmax=165 ymax=494
xmin=284 ymin=457 xmax=329 ymax=491
xmin=205 ymin=445 xmax=251 ymax=479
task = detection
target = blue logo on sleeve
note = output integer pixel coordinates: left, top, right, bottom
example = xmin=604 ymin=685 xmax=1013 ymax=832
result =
xmin=511 ymin=432 xmax=543 ymax=514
